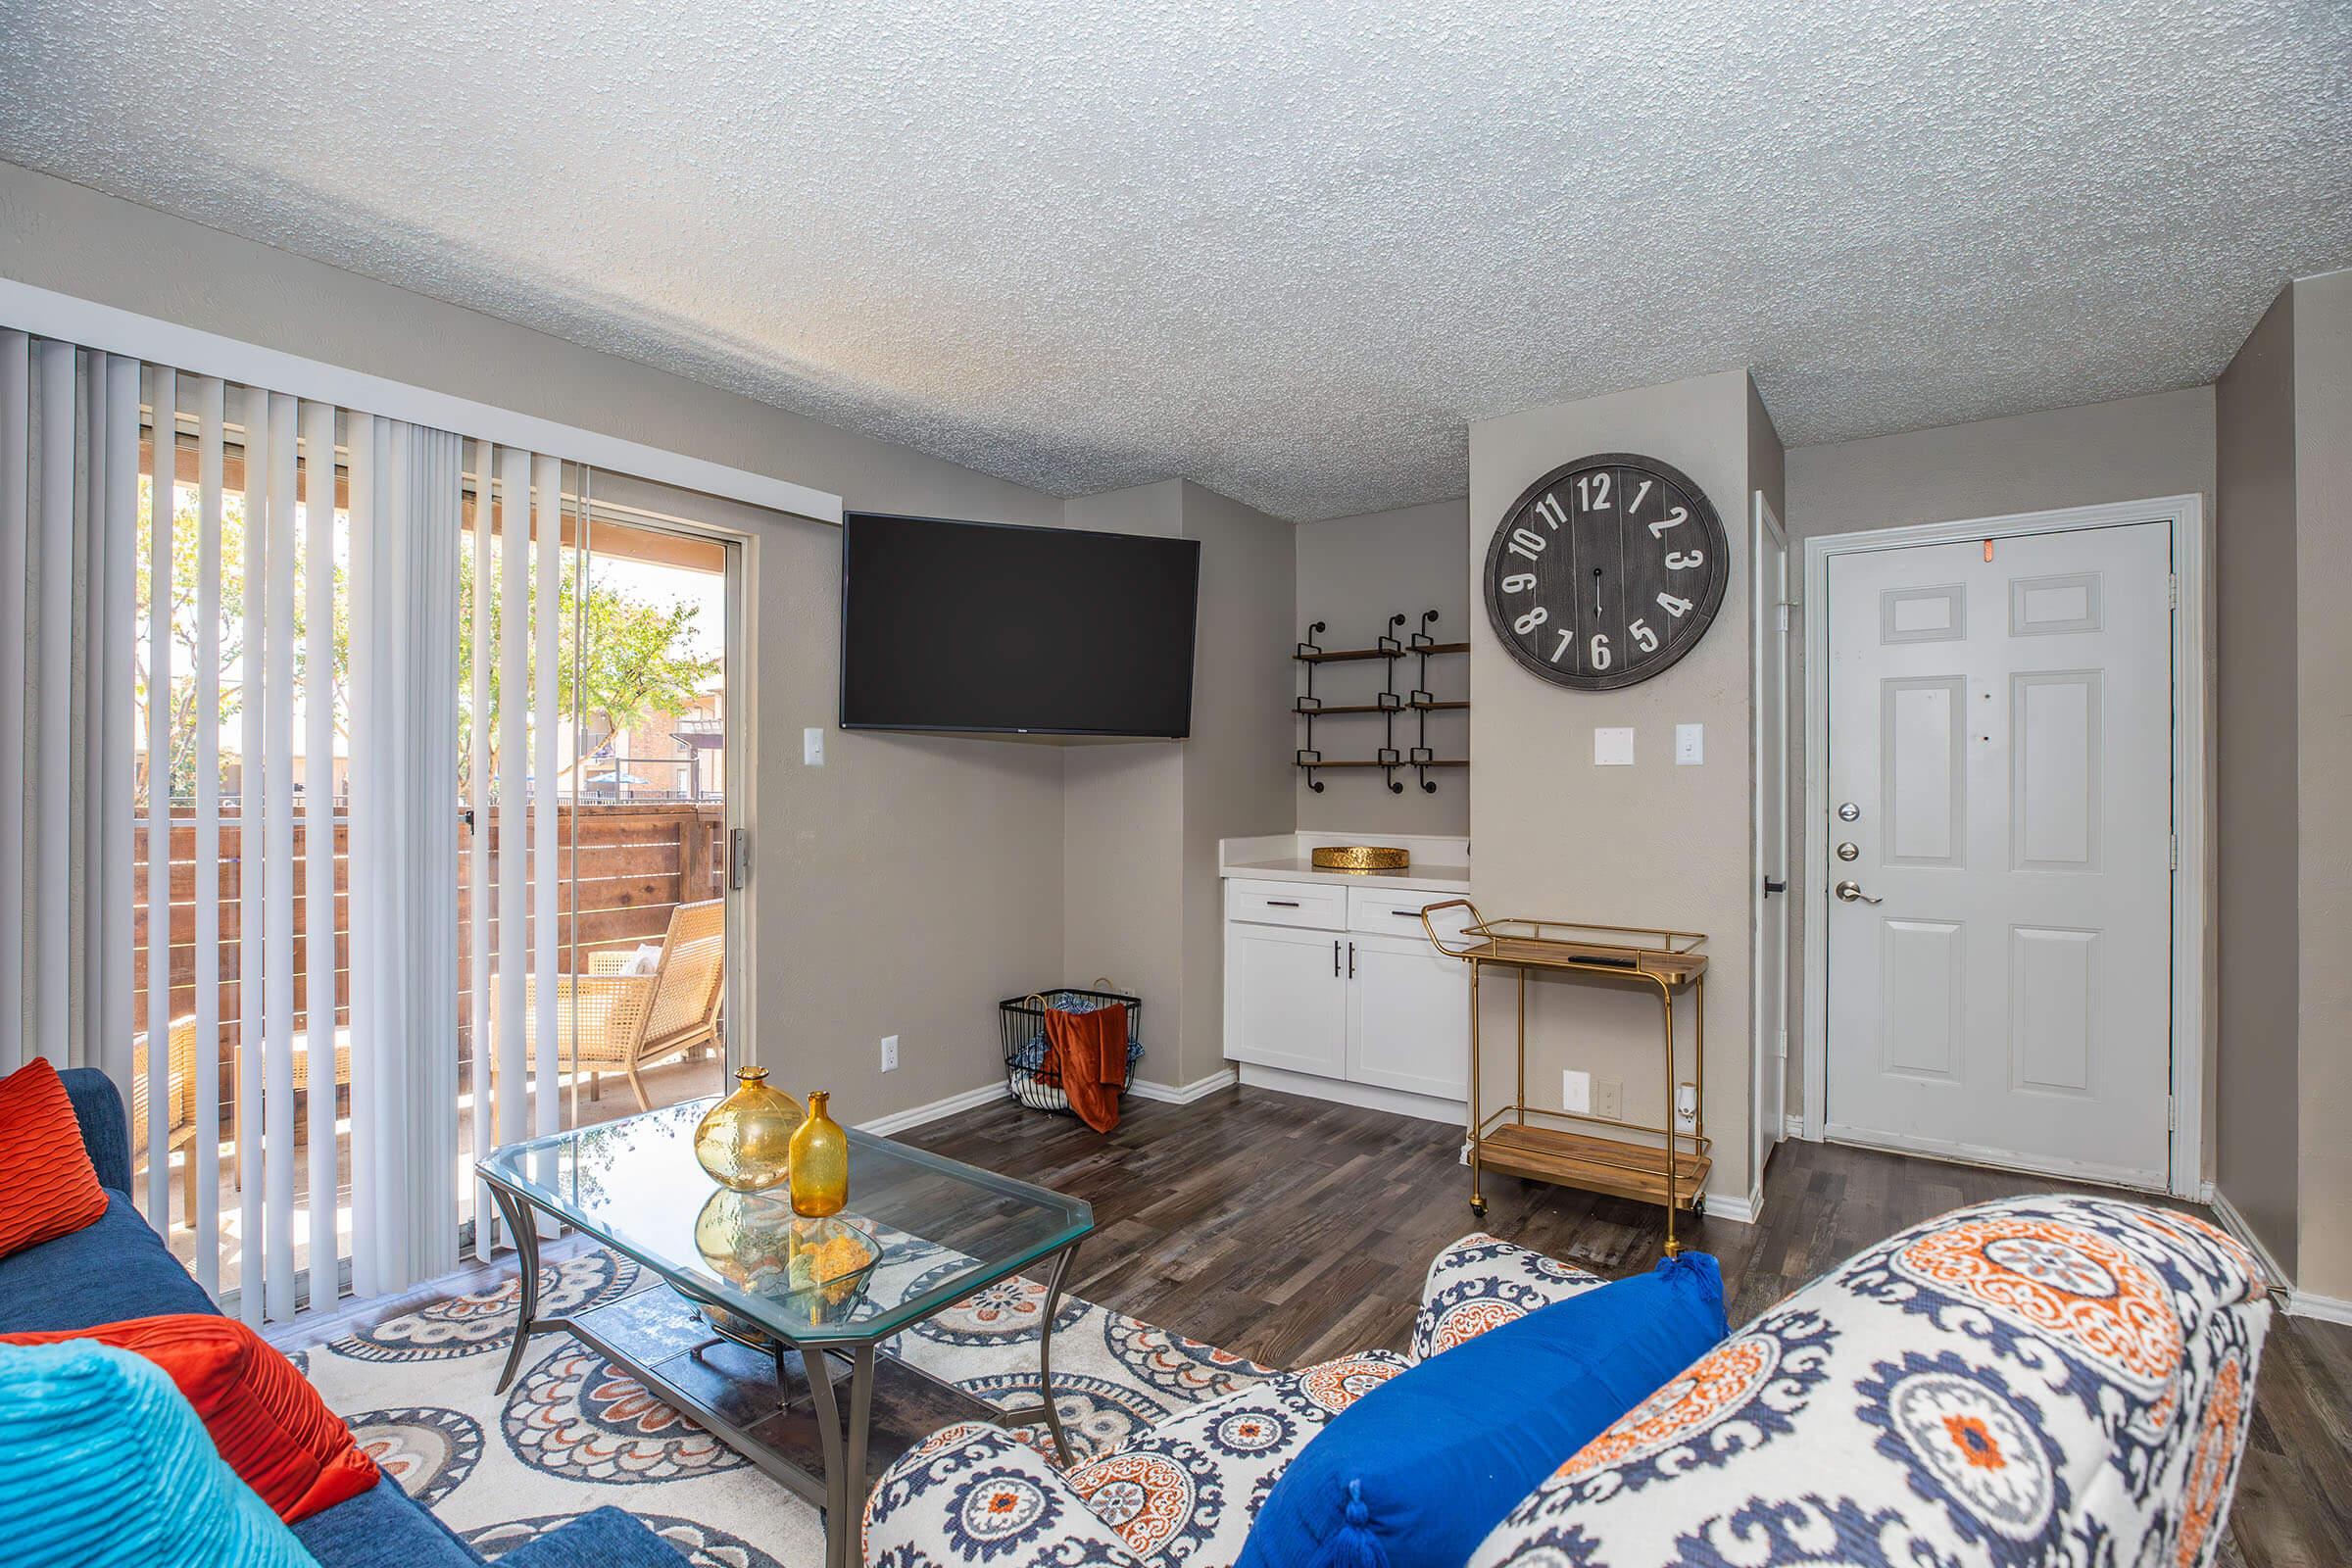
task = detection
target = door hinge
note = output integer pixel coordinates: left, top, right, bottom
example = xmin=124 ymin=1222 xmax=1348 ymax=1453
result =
xmin=2167 ymin=1098 xmax=2177 ymax=1131
xmin=1775 ymin=601 xmax=1792 ymax=633
xmin=2170 ymin=833 xmax=2179 ymax=871
xmin=729 ymin=827 xmax=752 ymax=889
xmin=2167 ymin=574 xmax=2179 ymax=611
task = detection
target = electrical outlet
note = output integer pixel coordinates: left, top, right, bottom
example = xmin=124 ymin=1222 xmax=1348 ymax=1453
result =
xmin=1592 ymin=1076 xmax=1623 ymax=1120
xmin=1675 ymin=1081 xmax=1698 ymax=1130
xmin=1561 ymin=1069 xmax=1592 ymax=1114
xmin=880 ymin=1034 xmax=899 ymax=1072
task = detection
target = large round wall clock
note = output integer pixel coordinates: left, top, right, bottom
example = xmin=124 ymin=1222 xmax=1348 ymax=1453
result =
xmin=1483 ymin=452 xmax=1729 ymax=691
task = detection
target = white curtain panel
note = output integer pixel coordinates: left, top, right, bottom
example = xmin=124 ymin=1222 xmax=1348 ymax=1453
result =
xmin=347 ymin=418 xmax=462 ymax=1298
xmin=0 ymin=321 xmax=564 ymax=1322
xmin=0 ymin=335 xmax=139 ymax=1078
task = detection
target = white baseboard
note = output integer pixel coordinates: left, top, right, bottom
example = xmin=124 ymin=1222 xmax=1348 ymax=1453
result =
xmin=2204 ymin=1184 xmax=2310 ymax=1312
xmin=1126 ymin=1069 xmax=1238 ymax=1106
xmin=2289 ymin=1289 xmax=2352 ymax=1326
xmin=855 ymin=1081 xmax=1008 ymax=1137
xmin=1784 ymin=1113 xmax=1808 ymax=1141
xmin=1703 ymin=1189 xmax=1761 ymax=1227
xmin=1234 ymin=1063 xmax=1464 ymax=1125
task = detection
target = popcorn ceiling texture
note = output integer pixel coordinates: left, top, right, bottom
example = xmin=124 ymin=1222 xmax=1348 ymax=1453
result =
xmin=1 ymin=0 xmax=2346 ymax=520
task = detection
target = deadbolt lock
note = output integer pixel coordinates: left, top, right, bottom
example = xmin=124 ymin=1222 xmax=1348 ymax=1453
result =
xmin=1836 ymin=841 xmax=1859 ymax=861
xmin=1838 ymin=802 xmax=1861 ymax=821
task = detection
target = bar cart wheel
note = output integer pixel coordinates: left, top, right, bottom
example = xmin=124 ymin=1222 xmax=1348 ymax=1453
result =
xmin=1471 ymin=1199 xmax=1488 ymax=1218
xmin=1691 ymin=1195 xmax=1706 ymax=1218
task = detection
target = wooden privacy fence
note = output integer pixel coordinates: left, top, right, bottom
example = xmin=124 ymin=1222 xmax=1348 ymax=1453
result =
xmin=130 ymin=802 xmax=726 ymax=1106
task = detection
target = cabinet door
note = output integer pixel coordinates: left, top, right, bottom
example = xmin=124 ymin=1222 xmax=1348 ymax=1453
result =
xmin=1345 ymin=932 xmax=1469 ymax=1100
xmin=1224 ymin=922 xmax=1347 ymax=1077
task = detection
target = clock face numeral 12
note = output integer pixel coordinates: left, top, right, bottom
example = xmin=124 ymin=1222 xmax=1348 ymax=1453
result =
xmin=1481 ymin=452 xmax=1729 ymax=692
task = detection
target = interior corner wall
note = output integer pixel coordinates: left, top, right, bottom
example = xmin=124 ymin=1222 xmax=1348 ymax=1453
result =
xmin=2214 ymin=289 xmax=2301 ymax=1279
xmin=1780 ymin=386 xmax=2219 ymax=1145
xmin=1060 ymin=483 xmax=1191 ymax=1089
xmin=1467 ymin=369 xmax=1761 ymax=1202
xmin=1176 ymin=482 xmax=1298 ymax=1090
xmin=0 ymin=158 xmax=1079 ymax=1127
xmin=2290 ymin=269 xmax=2352 ymax=1302
xmin=1293 ymin=500 xmax=1471 ymax=835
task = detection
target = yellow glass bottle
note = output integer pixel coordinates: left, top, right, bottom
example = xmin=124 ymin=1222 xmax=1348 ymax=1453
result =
xmin=693 ymin=1067 xmax=803 ymax=1192
xmin=789 ymin=1090 xmax=850 ymax=1217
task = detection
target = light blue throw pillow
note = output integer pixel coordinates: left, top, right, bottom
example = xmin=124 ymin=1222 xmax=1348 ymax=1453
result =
xmin=0 ymin=1339 xmax=319 ymax=1568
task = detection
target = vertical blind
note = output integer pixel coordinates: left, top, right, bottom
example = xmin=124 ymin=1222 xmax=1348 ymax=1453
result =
xmin=0 ymin=330 xmax=573 ymax=1323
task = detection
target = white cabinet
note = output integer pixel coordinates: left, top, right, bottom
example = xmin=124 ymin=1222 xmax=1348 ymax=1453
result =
xmin=1223 ymin=920 xmax=1348 ymax=1077
xmin=1223 ymin=877 xmax=1467 ymax=1112
xmin=1346 ymin=932 xmax=1470 ymax=1100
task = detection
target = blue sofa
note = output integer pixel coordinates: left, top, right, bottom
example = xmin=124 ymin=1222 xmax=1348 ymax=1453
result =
xmin=1 ymin=1069 xmax=683 ymax=1568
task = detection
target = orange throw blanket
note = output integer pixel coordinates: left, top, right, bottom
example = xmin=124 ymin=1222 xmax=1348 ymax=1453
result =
xmin=1042 ymin=1004 xmax=1127 ymax=1134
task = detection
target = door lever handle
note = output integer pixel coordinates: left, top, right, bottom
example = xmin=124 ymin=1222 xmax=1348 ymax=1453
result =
xmin=1833 ymin=880 xmax=1884 ymax=906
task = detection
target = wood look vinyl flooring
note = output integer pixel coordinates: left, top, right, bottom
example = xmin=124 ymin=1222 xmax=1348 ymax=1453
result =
xmin=905 ymin=1085 xmax=2352 ymax=1568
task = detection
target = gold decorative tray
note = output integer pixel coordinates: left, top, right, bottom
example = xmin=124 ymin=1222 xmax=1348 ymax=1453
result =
xmin=1311 ymin=845 xmax=1409 ymax=871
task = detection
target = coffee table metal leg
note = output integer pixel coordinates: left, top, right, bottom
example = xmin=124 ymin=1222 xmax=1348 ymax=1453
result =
xmin=1037 ymin=1241 xmax=1080 ymax=1466
xmin=491 ymin=1185 xmax=541 ymax=1396
xmin=841 ymin=1344 xmax=876 ymax=1558
xmin=803 ymin=1347 xmax=850 ymax=1568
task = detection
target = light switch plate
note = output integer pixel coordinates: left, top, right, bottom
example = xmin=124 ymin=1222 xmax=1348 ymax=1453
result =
xmin=1593 ymin=727 xmax=1635 ymax=766
xmin=804 ymin=726 xmax=825 ymax=765
xmin=1561 ymin=1069 xmax=1592 ymax=1114
xmin=1675 ymin=722 xmax=1704 ymax=765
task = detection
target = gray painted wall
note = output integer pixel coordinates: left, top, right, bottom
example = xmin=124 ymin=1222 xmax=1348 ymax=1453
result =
xmin=2215 ymin=291 xmax=2301 ymax=1276
xmin=1294 ymin=499 xmax=1471 ymax=836
xmin=1468 ymin=369 xmax=1770 ymax=1204
xmin=2290 ymin=270 xmax=2352 ymax=1300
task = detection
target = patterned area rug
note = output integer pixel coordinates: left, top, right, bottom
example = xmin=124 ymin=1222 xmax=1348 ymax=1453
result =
xmin=297 ymin=1248 xmax=1272 ymax=1566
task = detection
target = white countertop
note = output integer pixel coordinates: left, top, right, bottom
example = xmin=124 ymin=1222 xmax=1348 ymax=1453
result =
xmin=1220 ymin=857 xmax=1471 ymax=894
xmin=1218 ymin=833 xmax=1471 ymax=894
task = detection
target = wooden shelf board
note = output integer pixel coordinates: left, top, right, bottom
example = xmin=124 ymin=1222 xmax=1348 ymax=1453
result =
xmin=1296 ymin=647 xmax=1399 ymax=663
xmin=1456 ymin=935 xmax=1707 ymax=982
xmin=1478 ymin=1122 xmax=1709 ymax=1209
xmin=1412 ymin=641 xmax=1470 ymax=655
xmin=1297 ymin=760 xmax=1469 ymax=769
xmin=1296 ymin=701 xmax=1469 ymax=715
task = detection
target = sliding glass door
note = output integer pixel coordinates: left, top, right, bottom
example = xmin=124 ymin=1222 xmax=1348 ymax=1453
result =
xmin=126 ymin=389 xmax=740 ymax=1302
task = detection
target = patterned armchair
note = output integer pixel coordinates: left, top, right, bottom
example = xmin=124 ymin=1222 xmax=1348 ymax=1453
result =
xmin=862 ymin=1196 xmax=2268 ymax=1568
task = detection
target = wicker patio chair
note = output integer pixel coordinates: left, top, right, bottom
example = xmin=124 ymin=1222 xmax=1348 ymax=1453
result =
xmin=130 ymin=1015 xmax=200 ymax=1217
xmin=489 ymin=898 xmax=726 ymax=1111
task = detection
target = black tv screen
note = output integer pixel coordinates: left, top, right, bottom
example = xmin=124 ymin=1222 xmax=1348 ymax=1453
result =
xmin=839 ymin=512 xmax=1201 ymax=737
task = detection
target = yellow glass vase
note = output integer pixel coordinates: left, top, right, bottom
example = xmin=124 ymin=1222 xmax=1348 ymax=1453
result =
xmin=789 ymin=1090 xmax=850 ymax=1217
xmin=693 ymin=1067 xmax=803 ymax=1193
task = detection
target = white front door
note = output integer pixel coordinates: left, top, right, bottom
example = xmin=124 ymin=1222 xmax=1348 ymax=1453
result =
xmin=1822 ymin=521 xmax=2173 ymax=1188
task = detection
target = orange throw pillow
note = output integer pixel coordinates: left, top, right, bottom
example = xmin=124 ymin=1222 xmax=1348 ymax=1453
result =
xmin=0 ymin=1056 xmax=110 ymax=1256
xmin=1 ymin=1315 xmax=378 ymax=1522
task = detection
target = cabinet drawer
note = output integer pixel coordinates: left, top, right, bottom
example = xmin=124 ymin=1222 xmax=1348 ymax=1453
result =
xmin=1347 ymin=887 xmax=1474 ymax=943
xmin=1226 ymin=879 xmax=1347 ymax=930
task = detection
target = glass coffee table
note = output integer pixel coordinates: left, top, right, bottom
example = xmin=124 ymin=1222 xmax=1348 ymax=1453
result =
xmin=480 ymin=1100 xmax=1093 ymax=1568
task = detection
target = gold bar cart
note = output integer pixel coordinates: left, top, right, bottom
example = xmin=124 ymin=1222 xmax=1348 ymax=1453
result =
xmin=1418 ymin=901 xmax=1710 ymax=1256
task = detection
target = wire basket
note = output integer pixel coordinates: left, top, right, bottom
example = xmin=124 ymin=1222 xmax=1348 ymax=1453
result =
xmin=1000 ymin=983 xmax=1143 ymax=1115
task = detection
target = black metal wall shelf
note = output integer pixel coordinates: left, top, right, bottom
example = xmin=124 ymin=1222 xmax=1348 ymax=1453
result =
xmin=1295 ymin=612 xmax=1470 ymax=795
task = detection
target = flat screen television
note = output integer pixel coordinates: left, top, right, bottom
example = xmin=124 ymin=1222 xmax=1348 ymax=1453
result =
xmin=839 ymin=512 xmax=1202 ymax=737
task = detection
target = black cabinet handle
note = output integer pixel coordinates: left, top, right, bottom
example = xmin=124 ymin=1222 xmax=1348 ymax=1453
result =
xmin=1265 ymin=900 xmax=1300 ymax=907
xmin=1348 ymin=942 xmax=1356 ymax=978
xmin=1392 ymin=908 xmax=1419 ymax=917
xmin=1334 ymin=940 xmax=1342 ymax=976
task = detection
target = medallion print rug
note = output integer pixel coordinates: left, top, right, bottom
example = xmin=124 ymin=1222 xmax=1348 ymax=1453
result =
xmin=298 ymin=1243 xmax=1273 ymax=1566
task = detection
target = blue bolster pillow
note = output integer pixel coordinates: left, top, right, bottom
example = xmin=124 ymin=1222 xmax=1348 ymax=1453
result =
xmin=1239 ymin=1251 xmax=1727 ymax=1568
